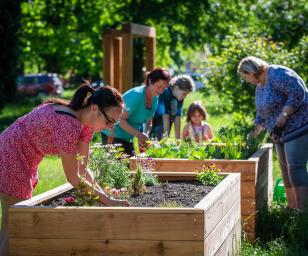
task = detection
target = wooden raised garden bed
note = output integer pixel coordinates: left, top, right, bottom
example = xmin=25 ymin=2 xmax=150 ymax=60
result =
xmin=130 ymin=143 xmax=273 ymax=241
xmin=10 ymin=172 xmax=241 ymax=256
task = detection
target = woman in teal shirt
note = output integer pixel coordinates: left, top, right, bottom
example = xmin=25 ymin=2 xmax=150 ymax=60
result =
xmin=102 ymin=68 xmax=170 ymax=155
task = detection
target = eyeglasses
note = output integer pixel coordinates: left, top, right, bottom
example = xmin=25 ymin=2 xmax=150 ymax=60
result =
xmin=100 ymin=108 xmax=118 ymax=125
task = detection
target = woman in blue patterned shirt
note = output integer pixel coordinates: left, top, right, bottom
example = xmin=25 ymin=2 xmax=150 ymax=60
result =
xmin=238 ymin=56 xmax=308 ymax=210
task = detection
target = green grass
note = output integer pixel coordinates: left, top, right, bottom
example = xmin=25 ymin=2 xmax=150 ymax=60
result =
xmin=34 ymin=156 xmax=66 ymax=196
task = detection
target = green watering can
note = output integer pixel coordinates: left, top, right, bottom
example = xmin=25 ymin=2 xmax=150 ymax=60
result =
xmin=273 ymin=178 xmax=287 ymax=203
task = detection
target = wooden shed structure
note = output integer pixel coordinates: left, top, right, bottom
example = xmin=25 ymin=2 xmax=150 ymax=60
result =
xmin=102 ymin=23 xmax=156 ymax=93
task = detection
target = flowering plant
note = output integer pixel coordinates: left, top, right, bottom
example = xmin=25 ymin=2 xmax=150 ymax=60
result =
xmin=89 ymin=144 xmax=131 ymax=190
xmin=195 ymin=162 xmax=224 ymax=186
xmin=103 ymin=186 xmax=130 ymax=200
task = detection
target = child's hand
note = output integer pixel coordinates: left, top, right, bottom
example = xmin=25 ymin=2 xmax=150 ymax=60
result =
xmin=202 ymin=135 xmax=209 ymax=142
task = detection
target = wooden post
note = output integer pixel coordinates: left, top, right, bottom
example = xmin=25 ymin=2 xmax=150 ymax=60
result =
xmin=103 ymin=35 xmax=114 ymax=86
xmin=122 ymin=33 xmax=133 ymax=92
xmin=113 ymin=37 xmax=122 ymax=92
xmin=145 ymin=37 xmax=156 ymax=72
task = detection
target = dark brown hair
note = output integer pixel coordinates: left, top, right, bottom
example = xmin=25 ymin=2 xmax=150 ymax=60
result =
xmin=186 ymin=101 xmax=208 ymax=123
xmin=145 ymin=67 xmax=171 ymax=86
xmin=44 ymin=81 xmax=124 ymax=112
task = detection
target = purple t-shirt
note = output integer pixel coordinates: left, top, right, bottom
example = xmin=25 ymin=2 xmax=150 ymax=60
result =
xmin=255 ymin=65 xmax=308 ymax=134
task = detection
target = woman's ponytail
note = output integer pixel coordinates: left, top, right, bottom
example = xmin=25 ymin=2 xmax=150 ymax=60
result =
xmin=67 ymin=81 xmax=95 ymax=110
xmin=44 ymin=80 xmax=123 ymax=112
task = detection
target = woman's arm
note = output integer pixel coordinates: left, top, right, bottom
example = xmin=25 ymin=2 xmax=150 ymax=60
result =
xmin=174 ymin=116 xmax=181 ymax=140
xmin=203 ymin=123 xmax=213 ymax=141
xmin=60 ymin=141 xmax=129 ymax=207
xmin=118 ymin=110 xmax=149 ymax=144
xmin=162 ymin=114 xmax=170 ymax=136
xmin=182 ymin=124 xmax=189 ymax=140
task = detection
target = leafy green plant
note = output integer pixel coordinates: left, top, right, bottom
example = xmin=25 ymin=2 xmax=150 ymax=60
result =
xmin=145 ymin=124 xmax=266 ymax=160
xmin=131 ymin=164 xmax=146 ymax=196
xmin=159 ymin=201 xmax=184 ymax=208
xmin=195 ymin=162 xmax=224 ymax=186
xmin=88 ymin=144 xmax=131 ymax=190
xmin=64 ymin=154 xmax=101 ymax=206
xmin=64 ymin=177 xmax=100 ymax=206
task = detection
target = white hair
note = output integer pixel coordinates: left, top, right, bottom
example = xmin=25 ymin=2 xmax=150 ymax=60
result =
xmin=237 ymin=56 xmax=269 ymax=75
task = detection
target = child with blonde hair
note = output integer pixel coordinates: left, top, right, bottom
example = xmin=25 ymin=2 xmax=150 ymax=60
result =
xmin=182 ymin=101 xmax=213 ymax=143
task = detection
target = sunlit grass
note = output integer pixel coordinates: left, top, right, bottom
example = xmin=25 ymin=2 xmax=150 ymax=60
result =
xmin=34 ymin=156 xmax=66 ymax=196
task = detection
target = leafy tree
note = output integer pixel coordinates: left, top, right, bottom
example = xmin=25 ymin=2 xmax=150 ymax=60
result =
xmin=0 ymin=0 xmax=21 ymax=109
xmin=205 ymin=32 xmax=302 ymax=121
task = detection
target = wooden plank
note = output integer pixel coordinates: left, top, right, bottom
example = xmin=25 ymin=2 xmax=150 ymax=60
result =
xmin=196 ymin=174 xmax=240 ymax=238
xmin=241 ymin=181 xmax=256 ymax=199
xmin=102 ymin=34 xmax=114 ymax=86
xmin=113 ymin=37 xmax=122 ymax=92
xmin=10 ymin=211 xmax=204 ymax=241
xmin=124 ymin=23 xmax=156 ymax=38
xmin=214 ymin=219 xmax=241 ymax=256
xmin=204 ymin=199 xmax=241 ymax=255
xmin=242 ymin=215 xmax=256 ymax=234
xmin=130 ymin=158 xmax=257 ymax=180
xmin=10 ymin=206 xmax=202 ymax=214
xmin=241 ymin=198 xmax=256 ymax=216
xmin=13 ymin=183 xmax=72 ymax=207
xmin=145 ymin=37 xmax=155 ymax=72
xmin=245 ymin=232 xmax=255 ymax=242
xmin=10 ymin=239 xmax=203 ymax=256
xmin=121 ymin=33 xmax=133 ymax=92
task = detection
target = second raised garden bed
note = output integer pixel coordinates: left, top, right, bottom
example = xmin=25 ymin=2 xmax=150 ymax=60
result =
xmin=131 ymin=143 xmax=273 ymax=241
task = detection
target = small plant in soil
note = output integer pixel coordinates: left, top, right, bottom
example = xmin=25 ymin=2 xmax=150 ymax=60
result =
xmin=89 ymin=143 xmax=131 ymax=190
xmin=195 ymin=162 xmax=224 ymax=186
xmin=131 ymin=164 xmax=147 ymax=195
xmin=159 ymin=201 xmax=184 ymax=208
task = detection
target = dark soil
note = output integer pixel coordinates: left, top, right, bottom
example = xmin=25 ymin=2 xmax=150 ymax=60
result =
xmin=44 ymin=181 xmax=213 ymax=208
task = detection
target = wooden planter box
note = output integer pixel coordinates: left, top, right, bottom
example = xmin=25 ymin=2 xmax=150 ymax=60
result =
xmin=130 ymin=143 xmax=273 ymax=241
xmin=10 ymin=173 xmax=241 ymax=256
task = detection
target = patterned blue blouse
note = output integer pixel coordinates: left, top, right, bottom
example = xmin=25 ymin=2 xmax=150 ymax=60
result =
xmin=255 ymin=65 xmax=308 ymax=134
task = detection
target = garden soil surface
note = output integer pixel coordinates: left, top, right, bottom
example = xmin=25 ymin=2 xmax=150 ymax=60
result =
xmin=45 ymin=181 xmax=213 ymax=208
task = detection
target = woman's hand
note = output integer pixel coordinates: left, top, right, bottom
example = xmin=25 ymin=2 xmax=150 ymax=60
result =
xmin=275 ymin=113 xmax=288 ymax=128
xmin=103 ymin=197 xmax=130 ymax=207
xmin=137 ymin=132 xmax=149 ymax=147
xmin=253 ymin=124 xmax=265 ymax=138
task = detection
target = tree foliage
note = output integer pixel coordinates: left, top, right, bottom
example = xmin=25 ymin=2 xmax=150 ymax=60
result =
xmin=0 ymin=0 xmax=21 ymax=108
xmin=204 ymin=32 xmax=307 ymax=121
xmin=1 ymin=0 xmax=307 ymax=111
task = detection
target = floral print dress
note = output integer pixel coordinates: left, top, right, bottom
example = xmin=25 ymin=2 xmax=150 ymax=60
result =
xmin=0 ymin=104 xmax=94 ymax=199
xmin=254 ymin=65 xmax=308 ymax=134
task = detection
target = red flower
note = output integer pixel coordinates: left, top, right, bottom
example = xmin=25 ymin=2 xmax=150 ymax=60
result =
xmin=64 ymin=196 xmax=75 ymax=203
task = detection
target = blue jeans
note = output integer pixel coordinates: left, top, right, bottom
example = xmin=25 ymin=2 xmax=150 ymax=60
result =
xmin=276 ymin=132 xmax=308 ymax=187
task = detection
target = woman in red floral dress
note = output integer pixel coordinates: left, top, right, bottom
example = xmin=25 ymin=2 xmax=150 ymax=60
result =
xmin=0 ymin=82 xmax=129 ymax=256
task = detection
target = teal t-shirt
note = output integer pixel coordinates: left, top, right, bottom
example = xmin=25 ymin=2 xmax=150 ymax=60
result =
xmin=103 ymin=85 xmax=158 ymax=142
